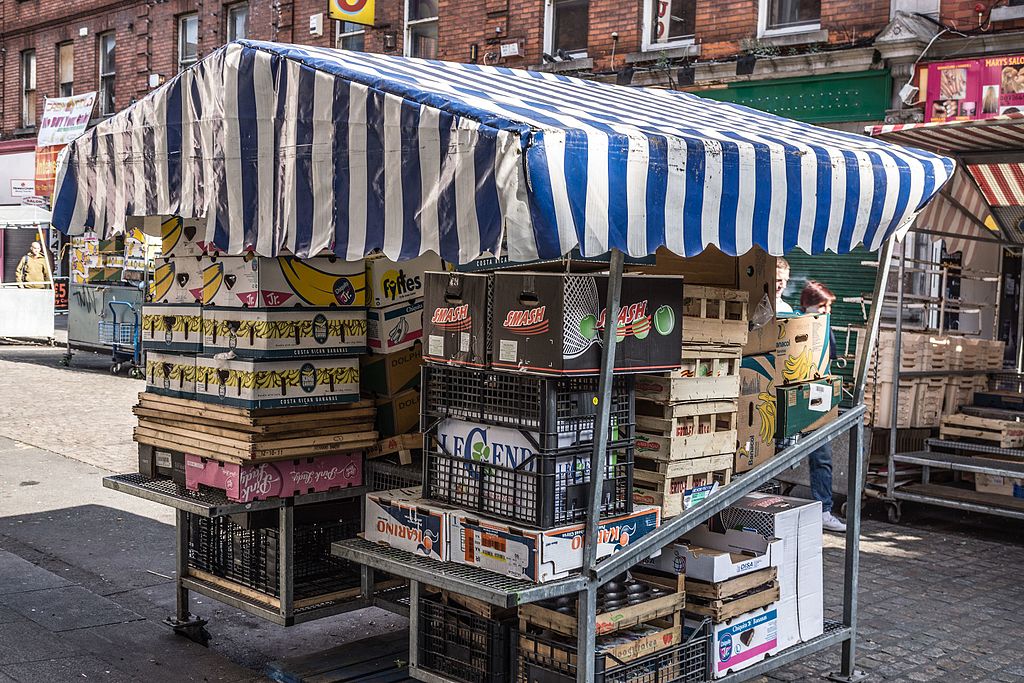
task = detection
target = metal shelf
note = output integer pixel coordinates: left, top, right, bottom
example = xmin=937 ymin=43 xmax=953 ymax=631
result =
xmin=103 ymin=473 xmax=368 ymax=517
xmin=927 ymin=438 xmax=1024 ymax=459
xmin=894 ymin=483 xmax=1024 ymax=521
xmin=896 ymin=369 xmax=995 ymax=378
xmin=893 ymin=451 xmax=1024 ymax=477
xmin=717 ymin=620 xmax=851 ymax=682
xmin=331 ymin=538 xmax=586 ymax=607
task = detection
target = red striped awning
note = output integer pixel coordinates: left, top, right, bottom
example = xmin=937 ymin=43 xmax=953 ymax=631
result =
xmin=869 ymin=114 xmax=1024 ymax=153
xmin=967 ymin=162 xmax=1024 ymax=206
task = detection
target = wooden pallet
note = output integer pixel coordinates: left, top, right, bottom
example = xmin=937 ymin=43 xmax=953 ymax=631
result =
xmin=685 ymin=579 xmax=779 ymax=622
xmin=685 ymin=567 xmax=777 ymax=601
xmin=636 ymin=345 xmax=741 ymax=403
xmin=633 ymin=467 xmax=732 ymax=517
xmin=266 ymin=632 xmax=413 ymax=682
xmin=633 ymin=452 xmax=735 ymax=481
xmin=367 ymin=433 xmax=423 ymax=465
xmin=636 ymin=399 xmax=737 ymax=460
xmin=681 ymin=286 xmax=748 ymax=346
xmin=939 ymin=413 xmax=1024 ymax=449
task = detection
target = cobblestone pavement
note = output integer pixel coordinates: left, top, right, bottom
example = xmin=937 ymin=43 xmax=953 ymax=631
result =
xmin=1 ymin=342 xmax=1023 ymax=681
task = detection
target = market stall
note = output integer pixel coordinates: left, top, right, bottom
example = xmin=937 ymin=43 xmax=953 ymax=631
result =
xmin=50 ymin=40 xmax=953 ymax=683
xmin=0 ymin=204 xmax=55 ymax=339
xmin=870 ymin=115 xmax=1024 ymax=522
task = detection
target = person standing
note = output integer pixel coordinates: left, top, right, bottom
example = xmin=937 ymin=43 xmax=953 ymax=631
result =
xmin=776 ymin=257 xmax=794 ymax=314
xmin=800 ymin=280 xmax=845 ymax=532
xmin=16 ymin=241 xmax=51 ymax=289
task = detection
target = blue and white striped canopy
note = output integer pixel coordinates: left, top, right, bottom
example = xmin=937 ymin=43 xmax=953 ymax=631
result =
xmin=51 ymin=40 xmax=954 ymax=263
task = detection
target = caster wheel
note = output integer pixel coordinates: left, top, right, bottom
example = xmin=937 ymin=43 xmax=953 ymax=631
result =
xmin=840 ymin=502 xmax=848 ymax=518
xmin=128 ymin=367 xmax=144 ymax=379
xmin=886 ymin=503 xmax=902 ymax=524
xmin=110 ymin=363 xmax=122 ymax=375
xmin=59 ymin=355 xmax=71 ymax=367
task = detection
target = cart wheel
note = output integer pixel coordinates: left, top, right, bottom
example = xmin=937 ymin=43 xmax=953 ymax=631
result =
xmin=59 ymin=355 xmax=71 ymax=367
xmin=128 ymin=367 xmax=145 ymax=379
xmin=111 ymin=363 xmax=122 ymax=375
xmin=839 ymin=501 xmax=848 ymax=518
xmin=886 ymin=502 xmax=902 ymax=524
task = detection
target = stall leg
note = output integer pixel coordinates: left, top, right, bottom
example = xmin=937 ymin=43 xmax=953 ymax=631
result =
xmin=279 ymin=505 xmax=294 ymax=624
xmin=164 ymin=510 xmax=209 ymax=646
xmin=575 ymin=581 xmax=599 ymax=683
xmin=408 ymin=581 xmax=420 ymax=672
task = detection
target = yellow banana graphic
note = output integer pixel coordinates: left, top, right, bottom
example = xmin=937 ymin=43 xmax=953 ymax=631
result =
xmin=151 ymin=262 xmax=175 ymax=301
xmin=202 ymin=262 xmax=225 ymax=304
xmin=277 ymin=257 xmax=365 ymax=307
xmin=756 ymin=391 xmax=777 ymax=443
xmin=161 ymin=216 xmax=183 ymax=255
xmin=782 ymin=349 xmax=813 ymax=383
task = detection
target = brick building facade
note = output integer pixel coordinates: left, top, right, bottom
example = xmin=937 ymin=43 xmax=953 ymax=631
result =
xmin=3 ymin=0 xmax=1024 ymax=139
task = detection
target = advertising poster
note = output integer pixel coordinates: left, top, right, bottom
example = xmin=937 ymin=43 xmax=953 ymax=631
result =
xmin=923 ymin=54 xmax=1024 ymax=122
xmin=37 ymin=93 xmax=96 ymax=147
xmin=328 ymin=0 xmax=374 ymax=26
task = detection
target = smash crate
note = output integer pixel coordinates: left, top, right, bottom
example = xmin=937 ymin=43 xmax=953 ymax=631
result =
xmin=491 ymin=272 xmax=683 ymax=375
xmin=422 ymin=271 xmax=492 ymax=367
xmin=421 ymin=365 xmax=635 ymax=528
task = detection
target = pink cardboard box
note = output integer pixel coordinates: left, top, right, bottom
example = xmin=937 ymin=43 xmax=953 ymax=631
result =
xmin=185 ymin=452 xmax=363 ymax=502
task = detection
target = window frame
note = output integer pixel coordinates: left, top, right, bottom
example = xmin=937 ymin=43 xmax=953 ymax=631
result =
xmin=98 ymin=31 xmax=116 ymax=116
xmin=543 ymin=0 xmax=590 ymax=59
xmin=21 ymin=49 xmax=37 ymax=129
xmin=57 ymin=41 xmax=74 ymax=98
xmin=404 ymin=0 xmax=438 ymax=58
xmin=336 ymin=20 xmax=366 ymax=51
xmin=641 ymin=0 xmax=696 ymax=52
xmin=226 ymin=3 xmax=248 ymax=42
xmin=757 ymin=0 xmax=821 ymax=37
xmin=178 ymin=13 xmax=199 ymax=69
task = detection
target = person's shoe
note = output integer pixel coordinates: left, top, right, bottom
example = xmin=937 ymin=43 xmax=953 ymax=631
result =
xmin=822 ymin=511 xmax=847 ymax=533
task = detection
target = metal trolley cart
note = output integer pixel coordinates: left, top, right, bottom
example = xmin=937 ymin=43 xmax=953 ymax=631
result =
xmin=97 ymin=300 xmax=143 ymax=376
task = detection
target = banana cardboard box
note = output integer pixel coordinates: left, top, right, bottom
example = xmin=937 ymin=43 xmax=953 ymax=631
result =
xmin=158 ymin=216 xmax=208 ymax=258
xmin=774 ymin=314 xmax=830 ymax=386
xmin=374 ymin=388 xmax=420 ymax=438
xmin=151 ymin=256 xmax=203 ymax=304
xmin=365 ymin=252 xmax=442 ymax=308
xmin=141 ymin=304 xmax=203 ymax=353
xmin=145 ymin=352 xmax=197 ymax=399
xmin=194 ymin=356 xmax=360 ymax=409
xmin=200 ymin=255 xmax=366 ymax=308
xmin=736 ymin=354 xmax=776 ymax=474
xmin=367 ymin=299 xmax=423 ymax=353
xmin=202 ymin=307 xmax=367 ymax=358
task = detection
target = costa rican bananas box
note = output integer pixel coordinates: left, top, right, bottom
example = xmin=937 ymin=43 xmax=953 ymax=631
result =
xmin=194 ymin=356 xmax=360 ymax=409
xmin=201 ymin=307 xmax=367 ymax=358
xmin=145 ymin=352 xmax=197 ymax=399
xmin=200 ymin=255 xmax=366 ymax=308
xmin=150 ymin=256 xmax=203 ymax=304
xmin=141 ymin=304 xmax=203 ymax=353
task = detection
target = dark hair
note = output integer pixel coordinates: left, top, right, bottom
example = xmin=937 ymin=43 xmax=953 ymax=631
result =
xmin=800 ymin=281 xmax=836 ymax=310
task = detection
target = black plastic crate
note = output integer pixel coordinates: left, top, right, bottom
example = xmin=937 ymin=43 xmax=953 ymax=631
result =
xmin=519 ymin=617 xmax=711 ymax=683
xmin=366 ymin=459 xmax=423 ymax=491
xmin=187 ymin=506 xmax=361 ymax=600
xmin=421 ymin=365 xmax=635 ymax=449
xmin=424 ymin=430 xmax=633 ymax=528
xmin=418 ymin=594 xmax=516 ymax=683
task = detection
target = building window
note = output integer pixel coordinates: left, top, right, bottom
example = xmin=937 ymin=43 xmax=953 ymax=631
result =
xmin=644 ymin=0 xmax=696 ymax=50
xmin=337 ymin=21 xmax=366 ymax=51
xmin=760 ymin=0 xmax=820 ymax=34
xmin=98 ymin=32 xmax=116 ymax=115
xmin=405 ymin=0 xmax=438 ymax=59
xmin=227 ymin=4 xmax=248 ymax=41
xmin=178 ymin=13 xmax=199 ymax=69
xmin=545 ymin=0 xmax=589 ymax=58
xmin=21 ymin=50 xmax=36 ymax=128
xmin=57 ymin=42 xmax=74 ymax=97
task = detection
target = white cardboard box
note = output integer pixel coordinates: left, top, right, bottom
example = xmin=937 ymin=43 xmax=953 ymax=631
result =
xmin=145 ymin=351 xmax=197 ymax=399
xmin=150 ymin=256 xmax=203 ymax=304
xmin=449 ymin=505 xmax=661 ymax=583
xmin=367 ymin=299 xmax=424 ymax=353
xmin=719 ymin=493 xmax=824 ymax=650
xmin=202 ymin=307 xmax=367 ymax=358
xmin=363 ymin=487 xmax=454 ymax=562
xmin=365 ymin=252 xmax=442 ymax=308
xmin=641 ymin=525 xmax=780 ymax=583
xmin=201 ymin=255 xmax=366 ymax=308
xmin=712 ymin=604 xmax=780 ymax=678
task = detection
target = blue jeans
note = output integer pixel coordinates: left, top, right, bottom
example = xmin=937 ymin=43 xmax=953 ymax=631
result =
xmin=808 ymin=442 xmax=833 ymax=514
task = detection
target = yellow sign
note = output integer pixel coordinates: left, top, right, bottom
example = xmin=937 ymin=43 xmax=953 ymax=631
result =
xmin=328 ymin=0 xmax=374 ymax=26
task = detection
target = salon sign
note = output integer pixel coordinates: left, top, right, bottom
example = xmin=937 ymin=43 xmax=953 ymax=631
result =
xmin=922 ymin=54 xmax=1024 ymax=122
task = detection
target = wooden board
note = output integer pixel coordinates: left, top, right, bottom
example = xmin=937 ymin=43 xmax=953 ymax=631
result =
xmin=685 ymin=581 xmax=780 ymax=622
xmin=187 ymin=568 xmax=361 ymax=611
xmin=633 ymin=468 xmax=732 ymax=517
xmin=940 ymin=412 xmax=1024 ymax=449
xmin=634 ymin=452 xmax=735 ymax=480
xmin=635 ymin=428 xmax=737 ymax=463
xmin=266 ymin=631 xmax=412 ymax=683
xmin=686 ymin=567 xmax=777 ymax=601
xmin=636 ymin=398 xmax=738 ymax=421
xmin=138 ymin=392 xmax=375 ymax=425
xmin=133 ymin=429 xmax=378 ymax=465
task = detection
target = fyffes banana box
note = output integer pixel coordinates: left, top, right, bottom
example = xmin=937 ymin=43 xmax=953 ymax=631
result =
xmin=145 ymin=352 xmax=197 ymax=399
xmin=201 ymin=307 xmax=367 ymax=358
xmin=201 ymin=255 xmax=366 ymax=308
xmin=194 ymin=356 xmax=360 ymax=409
xmin=141 ymin=304 xmax=203 ymax=353
xmin=151 ymin=256 xmax=203 ymax=304
xmin=736 ymin=353 xmax=776 ymax=474
xmin=774 ymin=314 xmax=830 ymax=386
xmin=365 ymin=252 xmax=442 ymax=308
xmin=367 ymin=299 xmax=423 ymax=353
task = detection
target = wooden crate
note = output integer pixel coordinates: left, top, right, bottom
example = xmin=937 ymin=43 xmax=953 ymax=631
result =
xmin=685 ymin=568 xmax=779 ymax=622
xmin=940 ymin=413 xmax=1024 ymax=449
xmin=636 ymin=399 xmax=738 ymax=460
xmin=682 ymin=286 xmax=748 ymax=346
xmin=519 ymin=570 xmax=684 ymax=638
xmin=633 ymin=467 xmax=732 ymax=518
xmin=635 ymin=345 xmax=741 ymax=404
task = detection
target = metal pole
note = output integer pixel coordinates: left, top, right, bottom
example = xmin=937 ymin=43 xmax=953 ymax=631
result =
xmin=838 ymin=417 xmax=866 ymax=681
xmin=408 ymin=581 xmax=420 ymax=670
xmin=993 ymin=247 xmax=1004 ymax=345
xmin=887 ymin=239 xmax=906 ymax=503
xmin=938 ymin=264 xmax=948 ymax=332
xmin=575 ymin=580 xmax=599 ymax=683
xmin=279 ymin=505 xmax=294 ymax=622
xmin=175 ymin=510 xmax=190 ymax=622
xmin=1016 ymin=250 xmax=1024 ymax=373
xmin=854 ymin=237 xmax=896 ymax=405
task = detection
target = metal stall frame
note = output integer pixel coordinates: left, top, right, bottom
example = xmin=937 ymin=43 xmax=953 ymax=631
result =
xmin=334 ymin=239 xmax=896 ymax=683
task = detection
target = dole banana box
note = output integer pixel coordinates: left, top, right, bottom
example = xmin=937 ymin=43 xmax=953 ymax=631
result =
xmin=774 ymin=314 xmax=830 ymax=386
xmin=736 ymin=354 xmax=776 ymax=474
xmin=375 ymin=388 xmax=420 ymax=438
xmin=158 ymin=215 xmax=207 ymax=258
xmin=141 ymin=304 xmax=203 ymax=353
xmin=363 ymin=487 xmax=454 ymax=562
xmin=367 ymin=299 xmax=423 ymax=353
xmin=491 ymin=273 xmax=684 ymax=375
xmin=422 ymin=271 xmax=492 ymax=367
xmin=360 ymin=343 xmax=423 ymax=397
xmin=151 ymin=256 xmax=203 ymax=304
xmin=201 ymin=307 xmax=367 ymax=358
xmin=365 ymin=252 xmax=442 ymax=308
xmin=194 ymin=356 xmax=360 ymax=409
xmin=200 ymin=255 xmax=366 ymax=308
xmin=448 ymin=505 xmax=661 ymax=582
xmin=145 ymin=352 xmax=197 ymax=399
xmin=776 ymin=376 xmax=841 ymax=438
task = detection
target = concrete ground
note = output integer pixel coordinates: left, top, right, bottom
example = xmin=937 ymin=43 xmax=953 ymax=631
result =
xmin=0 ymin=337 xmax=1022 ymax=682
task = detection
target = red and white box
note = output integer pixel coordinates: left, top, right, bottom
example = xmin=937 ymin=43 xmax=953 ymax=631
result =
xmin=184 ymin=452 xmax=363 ymax=502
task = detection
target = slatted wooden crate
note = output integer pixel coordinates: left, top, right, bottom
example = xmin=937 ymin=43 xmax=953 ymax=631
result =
xmin=682 ymin=286 xmax=748 ymax=346
xmin=685 ymin=567 xmax=779 ymax=622
xmin=632 ymin=465 xmax=732 ymax=518
xmin=636 ymin=399 xmax=738 ymax=461
xmin=940 ymin=413 xmax=1024 ymax=449
xmin=636 ymin=345 xmax=740 ymax=405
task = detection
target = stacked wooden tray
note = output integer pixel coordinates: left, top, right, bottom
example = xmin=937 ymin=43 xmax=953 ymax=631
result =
xmin=685 ymin=566 xmax=779 ymax=622
xmin=940 ymin=413 xmax=1024 ymax=449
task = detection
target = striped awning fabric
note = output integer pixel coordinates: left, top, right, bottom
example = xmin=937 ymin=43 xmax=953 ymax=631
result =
xmin=869 ymin=115 xmax=1024 ymax=153
xmin=51 ymin=41 xmax=954 ymax=264
xmin=967 ymin=163 xmax=1024 ymax=207
xmin=916 ymin=168 xmax=997 ymax=264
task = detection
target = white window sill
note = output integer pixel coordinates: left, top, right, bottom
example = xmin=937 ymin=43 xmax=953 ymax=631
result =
xmin=534 ymin=57 xmax=593 ymax=73
xmin=631 ymin=42 xmax=700 ymax=63
xmin=756 ymin=27 xmax=829 ymax=47
xmin=991 ymin=6 xmax=1024 ymax=21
